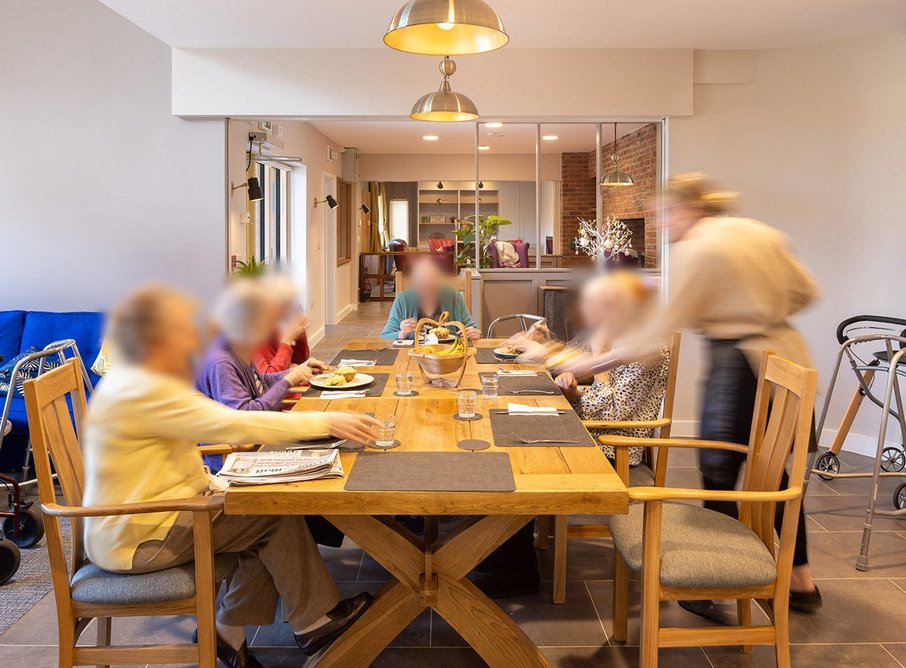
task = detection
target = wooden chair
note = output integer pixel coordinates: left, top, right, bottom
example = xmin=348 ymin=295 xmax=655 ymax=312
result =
xmin=603 ymin=353 xmax=817 ymax=667
xmin=549 ymin=331 xmax=682 ymax=604
xmin=394 ymin=268 xmax=474 ymax=314
xmin=23 ymin=361 xmax=234 ymax=667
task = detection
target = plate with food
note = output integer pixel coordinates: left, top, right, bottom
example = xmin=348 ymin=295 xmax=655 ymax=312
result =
xmin=309 ymin=366 xmax=375 ymax=390
xmin=423 ymin=324 xmax=456 ymax=343
xmin=493 ymin=344 xmax=523 ymax=359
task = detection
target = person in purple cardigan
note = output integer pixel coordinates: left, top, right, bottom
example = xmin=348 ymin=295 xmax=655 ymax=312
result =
xmin=196 ymin=280 xmax=325 ymax=472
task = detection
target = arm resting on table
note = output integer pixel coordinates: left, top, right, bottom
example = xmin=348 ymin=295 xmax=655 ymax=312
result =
xmin=197 ymin=443 xmax=257 ymax=456
xmin=42 ymin=495 xmax=224 ymax=518
xmin=598 ymin=435 xmax=749 ymax=454
xmin=628 ymin=486 xmax=802 ymax=504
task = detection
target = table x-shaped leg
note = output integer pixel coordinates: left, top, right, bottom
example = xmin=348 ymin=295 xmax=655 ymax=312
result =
xmin=315 ymin=514 xmax=550 ymax=668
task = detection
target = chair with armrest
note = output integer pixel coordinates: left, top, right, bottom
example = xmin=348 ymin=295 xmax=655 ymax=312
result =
xmin=548 ymin=332 xmax=681 ymax=604
xmin=603 ymin=352 xmax=817 ymax=667
xmin=23 ymin=361 xmax=235 ymax=667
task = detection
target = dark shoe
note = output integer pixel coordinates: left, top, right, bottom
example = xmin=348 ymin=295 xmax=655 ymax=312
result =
xmin=469 ymin=572 xmax=540 ymax=599
xmin=678 ymin=600 xmax=734 ymax=626
xmin=393 ymin=514 xmax=425 ymax=535
xmin=191 ymin=629 xmax=263 ymax=668
xmin=294 ymin=592 xmax=373 ymax=656
xmin=790 ymin=586 xmax=822 ymax=613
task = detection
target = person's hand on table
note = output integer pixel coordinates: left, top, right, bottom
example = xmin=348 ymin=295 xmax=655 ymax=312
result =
xmin=554 ymin=372 xmax=580 ymax=403
xmin=285 ymin=364 xmax=315 ymax=386
xmin=399 ymin=318 xmax=417 ymax=339
xmin=326 ymin=412 xmax=381 ymax=443
xmin=281 ymin=313 xmax=309 ymax=344
xmin=305 ymin=357 xmax=327 ymax=373
xmin=465 ymin=326 xmax=481 ymax=341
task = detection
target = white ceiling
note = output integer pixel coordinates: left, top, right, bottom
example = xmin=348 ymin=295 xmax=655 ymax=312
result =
xmin=301 ymin=119 xmax=646 ymax=155
xmin=100 ymin=0 xmax=906 ymax=50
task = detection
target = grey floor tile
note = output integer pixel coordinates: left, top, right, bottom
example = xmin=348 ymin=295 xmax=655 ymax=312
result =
xmin=371 ymin=647 xmax=485 ymax=667
xmin=805 ymin=530 xmax=906 ymax=577
xmin=707 ymin=642 xmax=903 ymax=667
xmin=0 ymin=645 xmax=78 ymax=668
xmin=882 ymin=642 xmax=906 ymax=665
xmin=318 ymin=538 xmax=363 ymax=582
xmin=545 ymin=645 xmax=711 ymax=667
xmin=804 ymin=494 xmax=906 ymax=532
xmin=537 ymin=537 xmax=612 ymax=582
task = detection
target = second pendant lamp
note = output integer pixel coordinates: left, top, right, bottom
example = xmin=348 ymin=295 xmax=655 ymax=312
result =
xmin=601 ymin=123 xmax=635 ymax=188
xmin=410 ymin=57 xmax=479 ymax=122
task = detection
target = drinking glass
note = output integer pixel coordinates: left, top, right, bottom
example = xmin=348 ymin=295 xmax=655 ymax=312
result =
xmin=457 ymin=390 xmax=478 ymax=418
xmin=480 ymin=375 xmax=499 ymax=399
xmin=374 ymin=416 xmax=397 ymax=448
xmin=395 ymin=371 xmax=414 ymax=396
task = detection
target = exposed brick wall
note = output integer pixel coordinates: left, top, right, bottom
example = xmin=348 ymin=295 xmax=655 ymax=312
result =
xmin=559 ymin=123 xmax=658 ymax=268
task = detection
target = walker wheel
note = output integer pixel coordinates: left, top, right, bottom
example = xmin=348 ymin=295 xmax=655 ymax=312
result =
xmin=814 ymin=452 xmax=840 ymax=481
xmin=880 ymin=447 xmax=906 ymax=473
xmin=894 ymin=483 xmax=906 ymax=511
xmin=2 ymin=505 xmax=45 ymax=549
xmin=0 ymin=537 xmax=20 ymax=585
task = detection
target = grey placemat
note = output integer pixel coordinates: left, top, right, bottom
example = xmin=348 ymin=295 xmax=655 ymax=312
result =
xmin=475 ymin=347 xmax=521 ymax=364
xmin=331 ymin=348 xmax=400 ymax=366
xmin=478 ymin=372 xmax=562 ymax=396
xmin=489 ymin=409 xmax=595 ymax=447
xmin=344 ymin=452 xmax=516 ymax=492
xmin=301 ymin=373 xmax=390 ymax=398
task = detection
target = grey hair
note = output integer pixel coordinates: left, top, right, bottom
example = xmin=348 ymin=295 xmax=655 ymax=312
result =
xmin=213 ymin=279 xmax=272 ymax=346
xmin=106 ymin=284 xmax=195 ymax=364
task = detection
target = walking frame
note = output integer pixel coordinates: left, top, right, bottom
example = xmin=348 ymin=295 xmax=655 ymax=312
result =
xmin=806 ymin=315 xmax=906 ymax=571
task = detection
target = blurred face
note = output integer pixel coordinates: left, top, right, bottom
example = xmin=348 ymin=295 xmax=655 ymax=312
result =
xmin=664 ymin=200 xmax=704 ymax=243
xmin=411 ymin=260 xmax=442 ymax=302
xmin=579 ymin=280 xmax=641 ymax=340
xmin=148 ymin=297 xmax=200 ymax=379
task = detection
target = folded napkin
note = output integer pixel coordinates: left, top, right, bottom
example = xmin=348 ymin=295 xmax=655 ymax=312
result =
xmin=324 ymin=390 xmax=368 ymax=399
xmin=339 ymin=359 xmax=376 ymax=367
xmin=497 ymin=369 xmax=538 ymax=376
xmin=506 ymin=403 xmax=560 ymax=416
xmin=392 ymin=339 xmax=414 ymax=347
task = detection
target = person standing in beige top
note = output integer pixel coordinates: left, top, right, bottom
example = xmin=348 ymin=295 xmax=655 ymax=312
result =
xmin=563 ymin=173 xmax=822 ymax=617
xmin=82 ymin=285 xmax=378 ymax=665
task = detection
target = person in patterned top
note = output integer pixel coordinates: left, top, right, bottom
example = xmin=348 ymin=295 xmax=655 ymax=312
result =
xmin=554 ymin=272 xmax=669 ymax=467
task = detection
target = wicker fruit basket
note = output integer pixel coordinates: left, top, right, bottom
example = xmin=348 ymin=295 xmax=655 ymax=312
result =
xmin=408 ymin=311 xmax=475 ymax=387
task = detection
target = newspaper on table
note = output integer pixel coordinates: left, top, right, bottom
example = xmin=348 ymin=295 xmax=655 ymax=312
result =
xmin=218 ymin=449 xmax=344 ymax=486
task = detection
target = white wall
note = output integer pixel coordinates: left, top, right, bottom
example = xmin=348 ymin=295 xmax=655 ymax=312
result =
xmin=227 ymin=119 xmax=350 ymax=343
xmin=669 ymin=28 xmax=906 ymax=452
xmin=0 ymin=0 xmax=226 ymax=310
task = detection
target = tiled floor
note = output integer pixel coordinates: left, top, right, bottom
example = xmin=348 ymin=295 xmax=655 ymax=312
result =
xmin=3 ymin=302 xmax=906 ymax=666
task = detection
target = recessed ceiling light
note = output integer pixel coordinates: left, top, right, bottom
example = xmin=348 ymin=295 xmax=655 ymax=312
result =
xmin=542 ymin=135 xmax=559 ymax=141
xmin=478 ymin=145 xmax=491 ymax=151
xmin=422 ymin=135 xmax=439 ymax=141
xmin=485 ymin=122 xmax=503 ymax=128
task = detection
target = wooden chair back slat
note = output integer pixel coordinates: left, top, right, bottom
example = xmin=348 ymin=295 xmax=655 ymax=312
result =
xmin=652 ymin=331 xmax=682 ymax=486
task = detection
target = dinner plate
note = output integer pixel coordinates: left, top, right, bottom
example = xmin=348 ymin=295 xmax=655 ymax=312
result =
xmin=493 ymin=346 xmax=521 ymax=359
xmin=309 ymin=372 xmax=374 ymax=390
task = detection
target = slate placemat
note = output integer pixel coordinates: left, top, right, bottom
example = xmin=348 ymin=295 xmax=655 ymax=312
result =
xmin=331 ymin=348 xmax=400 ymax=366
xmin=301 ymin=372 xmax=390 ymax=398
xmin=477 ymin=372 xmax=562 ymax=396
xmin=475 ymin=347 xmax=521 ymax=364
xmin=344 ymin=451 xmax=516 ymax=492
xmin=489 ymin=409 xmax=595 ymax=447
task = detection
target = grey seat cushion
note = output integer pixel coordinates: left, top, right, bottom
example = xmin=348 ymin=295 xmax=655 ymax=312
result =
xmin=628 ymin=463 xmax=655 ymax=487
xmin=71 ymin=554 xmax=238 ymax=605
xmin=610 ymin=502 xmax=777 ymax=589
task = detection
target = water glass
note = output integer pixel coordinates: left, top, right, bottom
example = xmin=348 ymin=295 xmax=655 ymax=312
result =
xmin=374 ymin=416 xmax=397 ymax=448
xmin=457 ymin=390 xmax=478 ymax=418
xmin=480 ymin=375 xmax=499 ymax=399
xmin=395 ymin=371 xmax=414 ymax=396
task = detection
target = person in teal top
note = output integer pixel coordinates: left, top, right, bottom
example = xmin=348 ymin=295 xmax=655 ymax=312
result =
xmin=380 ymin=258 xmax=481 ymax=341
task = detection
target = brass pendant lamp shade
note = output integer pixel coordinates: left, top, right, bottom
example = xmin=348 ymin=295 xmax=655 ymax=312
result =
xmin=410 ymin=57 xmax=479 ymax=122
xmin=385 ymin=0 xmax=509 ymax=56
xmin=601 ymin=123 xmax=635 ymax=187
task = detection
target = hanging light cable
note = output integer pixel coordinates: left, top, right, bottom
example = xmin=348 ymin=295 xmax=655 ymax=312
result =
xmin=385 ymin=0 xmax=508 ymax=56
xmin=410 ymin=57 xmax=479 ymax=122
xmin=600 ymin=122 xmax=635 ymax=188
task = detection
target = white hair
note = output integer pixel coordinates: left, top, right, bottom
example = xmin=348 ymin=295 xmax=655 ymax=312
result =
xmin=213 ymin=280 xmax=272 ymax=346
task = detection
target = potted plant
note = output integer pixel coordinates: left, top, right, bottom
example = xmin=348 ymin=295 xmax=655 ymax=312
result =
xmin=233 ymin=256 xmax=269 ymax=276
xmin=453 ymin=214 xmax=512 ymax=268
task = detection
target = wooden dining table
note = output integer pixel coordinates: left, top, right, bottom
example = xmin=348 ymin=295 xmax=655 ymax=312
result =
xmin=224 ymin=338 xmax=628 ymax=668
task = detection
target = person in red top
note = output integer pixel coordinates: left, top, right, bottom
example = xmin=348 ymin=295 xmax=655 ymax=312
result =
xmin=253 ymin=275 xmax=313 ymax=375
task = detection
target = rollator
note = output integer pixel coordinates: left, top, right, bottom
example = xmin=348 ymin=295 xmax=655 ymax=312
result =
xmin=0 ymin=339 xmax=94 ymax=584
xmin=807 ymin=315 xmax=906 ymax=571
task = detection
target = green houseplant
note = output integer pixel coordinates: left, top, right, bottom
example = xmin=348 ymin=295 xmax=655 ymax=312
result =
xmin=233 ymin=256 xmax=269 ymax=277
xmin=453 ymin=214 xmax=512 ymax=268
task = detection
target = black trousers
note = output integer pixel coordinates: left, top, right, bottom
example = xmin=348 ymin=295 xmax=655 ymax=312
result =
xmin=699 ymin=340 xmax=809 ymax=566
xmin=482 ymin=520 xmax=539 ymax=581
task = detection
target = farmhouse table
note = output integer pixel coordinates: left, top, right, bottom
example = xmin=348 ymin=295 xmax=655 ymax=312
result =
xmin=224 ymin=338 xmax=628 ymax=667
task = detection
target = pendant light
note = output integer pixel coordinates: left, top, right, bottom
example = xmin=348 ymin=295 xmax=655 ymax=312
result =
xmin=385 ymin=0 xmax=508 ymax=56
xmin=600 ymin=123 xmax=635 ymax=188
xmin=410 ymin=57 xmax=479 ymax=122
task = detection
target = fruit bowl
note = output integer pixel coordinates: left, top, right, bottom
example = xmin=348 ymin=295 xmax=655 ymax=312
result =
xmin=408 ymin=312 xmax=474 ymax=387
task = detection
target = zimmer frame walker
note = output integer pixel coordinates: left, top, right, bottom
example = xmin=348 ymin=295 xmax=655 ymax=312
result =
xmin=808 ymin=323 xmax=906 ymax=571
